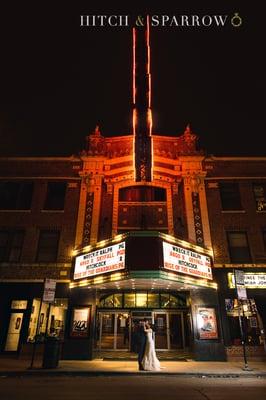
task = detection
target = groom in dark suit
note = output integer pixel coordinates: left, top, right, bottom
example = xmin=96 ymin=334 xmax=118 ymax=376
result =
xmin=137 ymin=319 xmax=148 ymax=371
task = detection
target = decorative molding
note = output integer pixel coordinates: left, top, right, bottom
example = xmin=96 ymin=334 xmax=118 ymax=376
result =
xmin=192 ymin=192 xmax=204 ymax=245
xmin=82 ymin=192 xmax=94 ymax=247
xmin=112 ymin=180 xmax=173 ymax=236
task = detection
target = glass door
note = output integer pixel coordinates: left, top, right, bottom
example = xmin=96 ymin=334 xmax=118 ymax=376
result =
xmin=153 ymin=312 xmax=168 ymax=349
xmin=98 ymin=312 xmax=131 ymax=350
xmin=99 ymin=313 xmax=115 ymax=349
xmin=169 ymin=312 xmax=185 ymax=349
xmin=116 ymin=313 xmax=130 ymax=349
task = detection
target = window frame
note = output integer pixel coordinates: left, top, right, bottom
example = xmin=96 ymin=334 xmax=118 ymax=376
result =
xmin=0 ymin=181 xmax=33 ymax=210
xmin=262 ymin=230 xmax=266 ymax=252
xmin=119 ymin=186 xmax=167 ymax=202
xmin=0 ymin=230 xmax=25 ymax=262
xmin=227 ymin=231 xmax=252 ymax=264
xmin=43 ymin=182 xmax=67 ymax=211
xmin=219 ymin=182 xmax=242 ymax=211
xmin=36 ymin=230 xmax=60 ymax=263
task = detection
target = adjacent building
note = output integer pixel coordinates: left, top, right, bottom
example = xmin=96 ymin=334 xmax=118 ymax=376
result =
xmin=0 ymin=157 xmax=81 ymax=354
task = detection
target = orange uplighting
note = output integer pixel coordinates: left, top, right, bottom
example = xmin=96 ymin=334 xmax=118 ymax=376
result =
xmin=147 ymin=108 xmax=152 ymax=135
xmin=132 ymin=27 xmax=136 ymax=106
xmin=147 ymin=15 xmax=152 ymax=110
xmin=133 ymin=15 xmax=153 ymax=182
xmin=133 ymin=108 xmax=137 ymax=135
xmin=132 ymin=27 xmax=136 ymax=180
xmin=132 ymin=108 xmax=137 ymax=180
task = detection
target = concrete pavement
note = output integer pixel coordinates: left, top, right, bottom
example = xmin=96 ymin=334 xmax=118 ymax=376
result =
xmin=0 ymin=355 xmax=266 ymax=377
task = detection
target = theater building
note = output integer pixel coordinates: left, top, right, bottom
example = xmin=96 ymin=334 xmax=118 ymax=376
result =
xmin=1 ymin=17 xmax=265 ymax=362
xmin=63 ymin=19 xmax=226 ymax=362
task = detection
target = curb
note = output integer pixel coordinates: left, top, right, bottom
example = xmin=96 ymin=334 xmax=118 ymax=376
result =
xmin=0 ymin=370 xmax=266 ymax=378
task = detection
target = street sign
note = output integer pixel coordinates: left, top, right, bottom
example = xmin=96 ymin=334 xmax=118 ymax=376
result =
xmin=233 ymin=269 xmax=252 ymax=371
xmin=234 ymin=270 xmax=247 ymax=300
xmin=43 ymin=279 xmax=56 ymax=303
xmin=234 ymin=270 xmax=245 ymax=285
xmin=234 ymin=269 xmax=247 ymax=300
xmin=236 ymin=285 xmax=247 ymax=300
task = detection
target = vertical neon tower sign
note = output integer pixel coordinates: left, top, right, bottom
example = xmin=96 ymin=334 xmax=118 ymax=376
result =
xmin=133 ymin=15 xmax=153 ymax=182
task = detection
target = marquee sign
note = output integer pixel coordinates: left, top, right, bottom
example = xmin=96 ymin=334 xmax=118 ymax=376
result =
xmin=163 ymin=241 xmax=213 ymax=280
xmin=74 ymin=241 xmax=126 ymax=280
xmin=228 ymin=273 xmax=266 ymax=289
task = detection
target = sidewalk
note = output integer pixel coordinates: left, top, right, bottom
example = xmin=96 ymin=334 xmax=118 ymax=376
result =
xmin=0 ymin=355 xmax=266 ymax=377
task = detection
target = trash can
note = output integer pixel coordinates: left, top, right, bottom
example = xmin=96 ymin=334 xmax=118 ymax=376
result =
xmin=42 ymin=336 xmax=61 ymax=369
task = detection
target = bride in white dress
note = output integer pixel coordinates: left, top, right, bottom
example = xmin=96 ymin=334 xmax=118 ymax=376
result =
xmin=141 ymin=321 xmax=161 ymax=371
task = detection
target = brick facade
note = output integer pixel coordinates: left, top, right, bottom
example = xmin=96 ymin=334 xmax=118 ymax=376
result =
xmin=0 ymin=157 xmax=81 ymax=280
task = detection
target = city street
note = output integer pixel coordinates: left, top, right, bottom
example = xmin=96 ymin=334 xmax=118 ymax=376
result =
xmin=0 ymin=376 xmax=265 ymax=400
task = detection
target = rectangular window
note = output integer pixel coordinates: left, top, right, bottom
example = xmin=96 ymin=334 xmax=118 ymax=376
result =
xmin=124 ymin=294 xmax=136 ymax=308
xmin=253 ymin=183 xmax=266 ymax=212
xmin=263 ymin=231 xmax=266 ymax=251
xmin=0 ymin=231 xmax=24 ymax=262
xmin=219 ymin=182 xmax=242 ymax=210
xmin=227 ymin=232 xmax=251 ymax=263
xmin=44 ymin=182 xmax=67 ymax=210
xmin=36 ymin=230 xmax=60 ymax=262
xmin=136 ymin=293 xmax=147 ymax=307
xmin=119 ymin=186 xmax=166 ymax=202
xmin=0 ymin=182 xmax=33 ymax=210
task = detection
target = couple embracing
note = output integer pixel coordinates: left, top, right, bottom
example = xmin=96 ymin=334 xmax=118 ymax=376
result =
xmin=137 ymin=319 xmax=161 ymax=371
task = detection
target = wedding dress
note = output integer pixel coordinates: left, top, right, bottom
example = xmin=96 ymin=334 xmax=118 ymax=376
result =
xmin=141 ymin=329 xmax=161 ymax=371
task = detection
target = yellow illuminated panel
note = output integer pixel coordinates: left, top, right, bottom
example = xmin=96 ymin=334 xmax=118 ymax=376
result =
xmin=136 ymin=293 xmax=148 ymax=307
xmin=228 ymin=272 xmax=266 ymax=289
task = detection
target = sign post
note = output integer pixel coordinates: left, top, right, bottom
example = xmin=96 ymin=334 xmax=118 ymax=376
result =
xmin=234 ymin=269 xmax=252 ymax=371
xmin=28 ymin=279 xmax=56 ymax=369
xmin=43 ymin=279 xmax=56 ymax=337
xmin=43 ymin=279 xmax=57 ymax=303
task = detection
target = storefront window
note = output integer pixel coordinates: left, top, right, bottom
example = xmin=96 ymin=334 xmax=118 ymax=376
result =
xmin=28 ymin=299 xmax=48 ymax=341
xmin=48 ymin=298 xmax=68 ymax=338
xmin=225 ymin=298 xmax=263 ymax=346
xmin=27 ymin=298 xmax=68 ymax=341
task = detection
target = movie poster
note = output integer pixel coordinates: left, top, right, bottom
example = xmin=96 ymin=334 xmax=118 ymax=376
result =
xmin=197 ymin=307 xmax=218 ymax=339
xmin=70 ymin=307 xmax=90 ymax=337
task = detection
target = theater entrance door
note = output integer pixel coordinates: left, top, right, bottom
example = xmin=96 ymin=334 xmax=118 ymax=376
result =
xmin=97 ymin=312 xmax=130 ymax=350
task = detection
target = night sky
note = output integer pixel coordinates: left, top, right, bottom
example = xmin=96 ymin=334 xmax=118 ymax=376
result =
xmin=0 ymin=1 xmax=265 ymax=157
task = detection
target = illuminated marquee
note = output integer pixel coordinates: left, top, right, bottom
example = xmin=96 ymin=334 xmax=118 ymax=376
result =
xmin=74 ymin=242 xmax=126 ymax=280
xmin=228 ymin=273 xmax=266 ymax=289
xmin=163 ymin=241 xmax=212 ymax=280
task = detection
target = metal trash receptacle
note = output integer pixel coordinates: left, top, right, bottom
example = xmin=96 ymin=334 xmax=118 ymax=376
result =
xmin=42 ymin=336 xmax=61 ymax=369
